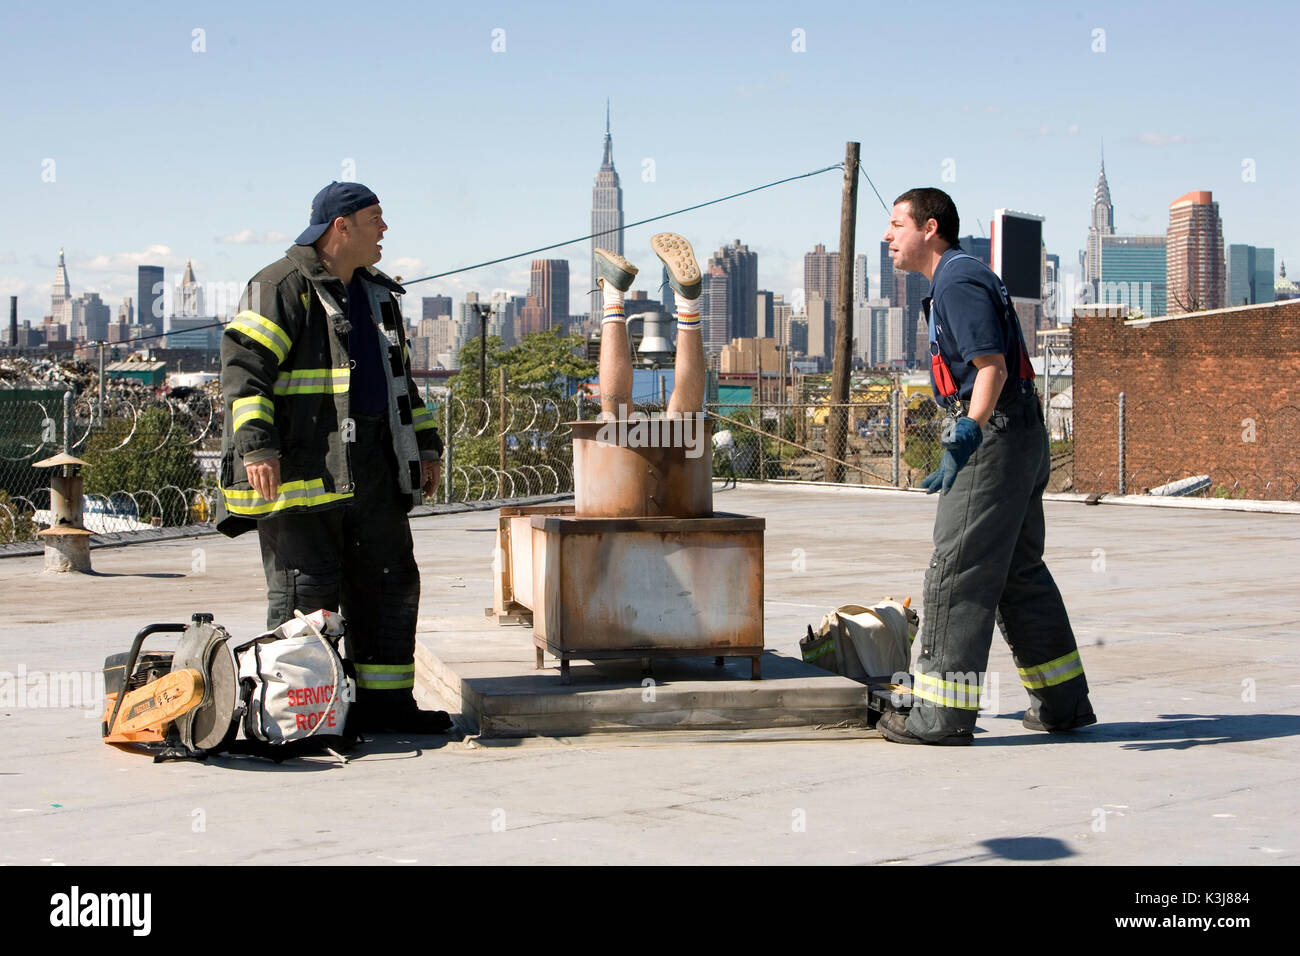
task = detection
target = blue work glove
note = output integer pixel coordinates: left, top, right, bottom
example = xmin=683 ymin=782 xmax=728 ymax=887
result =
xmin=922 ymin=416 xmax=983 ymax=495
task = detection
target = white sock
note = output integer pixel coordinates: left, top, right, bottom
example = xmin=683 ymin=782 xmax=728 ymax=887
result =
xmin=675 ymin=294 xmax=701 ymax=332
xmin=601 ymin=284 xmax=626 ymax=324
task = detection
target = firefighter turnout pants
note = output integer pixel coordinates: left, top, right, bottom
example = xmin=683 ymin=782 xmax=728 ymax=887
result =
xmin=905 ymin=389 xmax=1092 ymax=740
xmin=257 ymin=415 xmax=420 ymax=705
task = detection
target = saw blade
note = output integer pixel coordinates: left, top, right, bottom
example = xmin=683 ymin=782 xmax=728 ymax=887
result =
xmin=189 ymin=640 xmax=238 ymax=751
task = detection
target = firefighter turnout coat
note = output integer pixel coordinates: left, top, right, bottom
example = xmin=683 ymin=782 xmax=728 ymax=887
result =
xmin=216 ymin=244 xmax=442 ymax=537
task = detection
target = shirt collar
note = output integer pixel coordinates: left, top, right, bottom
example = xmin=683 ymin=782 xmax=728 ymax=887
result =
xmin=928 ymin=245 xmax=965 ymax=297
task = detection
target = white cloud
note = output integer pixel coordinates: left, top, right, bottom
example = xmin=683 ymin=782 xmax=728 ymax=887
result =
xmin=81 ymin=245 xmax=180 ymax=271
xmin=1137 ymin=132 xmax=1197 ymax=147
xmin=217 ymin=229 xmax=289 ymax=244
xmin=388 ymin=257 xmax=425 ymax=281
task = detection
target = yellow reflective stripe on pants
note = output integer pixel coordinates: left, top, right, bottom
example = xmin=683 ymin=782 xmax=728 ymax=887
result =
xmin=1018 ymin=651 xmax=1084 ymax=690
xmin=354 ymin=662 xmax=415 ymax=690
xmin=411 ymin=405 xmax=436 ymax=432
xmin=273 ymin=367 xmax=351 ymax=395
xmin=221 ymin=478 xmax=352 ymax=516
xmin=227 ymin=310 xmax=291 ymax=364
xmin=231 ymin=394 xmax=274 ymax=432
xmin=913 ymin=670 xmax=982 ymax=710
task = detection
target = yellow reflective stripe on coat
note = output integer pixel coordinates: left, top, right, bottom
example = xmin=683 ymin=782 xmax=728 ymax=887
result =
xmin=1018 ymin=651 xmax=1084 ymax=690
xmin=913 ymin=670 xmax=982 ymax=710
xmin=354 ymin=662 xmax=415 ymax=690
xmin=227 ymin=310 xmax=292 ymax=364
xmin=411 ymin=405 xmax=436 ymax=432
xmin=273 ymin=367 xmax=351 ymax=395
xmin=221 ymin=478 xmax=351 ymax=516
xmin=231 ymin=395 xmax=274 ymax=433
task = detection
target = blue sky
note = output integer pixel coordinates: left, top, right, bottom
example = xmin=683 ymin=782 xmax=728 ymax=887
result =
xmin=2 ymin=0 xmax=1295 ymax=327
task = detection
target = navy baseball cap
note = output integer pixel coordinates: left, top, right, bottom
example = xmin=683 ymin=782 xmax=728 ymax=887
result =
xmin=295 ymin=181 xmax=380 ymax=245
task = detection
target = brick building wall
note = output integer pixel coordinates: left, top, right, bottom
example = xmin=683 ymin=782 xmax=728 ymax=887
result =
xmin=1073 ymin=300 xmax=1300 ymax=499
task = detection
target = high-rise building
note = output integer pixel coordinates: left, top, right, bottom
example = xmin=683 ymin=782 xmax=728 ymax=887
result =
xmin=866 ymin=299 xmax=905 ymax=367
xmin=852 ymin=253 xmax=869 ymax=302
xmin=893 ymin=269 xmax=925 ymax=364
xmin=1227 ymin=244 xmax=1275 ymax=307
xmin=992 ymin=208 xmax=1046 ymax=355
xmin=804 ymin=243 xmax=840 ymax=316
xmin=422 ymin=295 xmax=452 ymax=321
xmin=1100 ymin=235 xmax=1167 ymax=316
xmin=528 ymin=259 xmax=570 ymax=333
xmin=756 ymin=291 xmax=775 ymax=339
xmin=772 ymin=294 xmax=792 ymax=349
xmin=590 ymin=103 xmax=624 ymax=321
xmin=51 ymin=248 xmax=72 ymax=326
xmin=1084 ymin=153 xmax=1115 ymax=299
xmin=1166 ymin=191 xmax=1225 ymax=314
xmin=118 ymin=297 xmax=134 ymax=326
xmin=957 ymin=235 xmax=991 ymax=267
xmin=711 ymin=240 xmax=758 ymax=340
xmin=175 ymin=260 xmax=204 ymax=317
xmin=70 ymin=292 xmax=111 ymax=342
xmin=138 ymin=265 xmax=165 ymax=336
xmin=1044 ymin=253 xmax=1060 ymax=323
xmin=701 ymin=263 xmax=729 ymax=355
xmin=878 ymin=241 xmax=895 ymax=307
xmin=805 ymin=293 xmax=833 ymax=369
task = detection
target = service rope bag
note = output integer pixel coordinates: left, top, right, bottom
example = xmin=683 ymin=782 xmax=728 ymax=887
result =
xmin=232 ymin=609 xmax=357 ymax=760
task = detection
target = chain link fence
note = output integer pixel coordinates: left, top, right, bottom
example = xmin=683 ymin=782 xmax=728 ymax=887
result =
xmin=6 ymin=370 xmax=1295 ymax=547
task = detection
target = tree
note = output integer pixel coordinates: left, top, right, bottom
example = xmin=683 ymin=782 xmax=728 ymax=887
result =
xmin=440 ymin=329 xmax=596 ymax=499
xmin=82 ymin=406 xmax=203 ymax=525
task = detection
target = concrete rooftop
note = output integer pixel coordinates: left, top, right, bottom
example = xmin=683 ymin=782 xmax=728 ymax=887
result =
xmin=1 ymin=485 xmax=1297 ymax=865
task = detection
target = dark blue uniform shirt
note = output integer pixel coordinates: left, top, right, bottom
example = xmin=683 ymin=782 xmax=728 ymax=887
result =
xmin=346 ymin=275 xmax=389 ymax=416
xmin=925 ymin=245 xmax=1024 ymax=406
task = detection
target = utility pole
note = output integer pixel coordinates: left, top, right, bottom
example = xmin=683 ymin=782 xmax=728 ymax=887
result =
xmin=827 ymin=141 xmax=860 ymax=483
xmin=472 ymin=301 xmax=493 ymax=399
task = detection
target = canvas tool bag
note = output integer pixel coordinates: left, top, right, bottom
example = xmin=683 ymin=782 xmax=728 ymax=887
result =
xmin=800 ymin=599 xmax=917 ymax=683
xmin=233 ymin=609 xmax=355 ymax=755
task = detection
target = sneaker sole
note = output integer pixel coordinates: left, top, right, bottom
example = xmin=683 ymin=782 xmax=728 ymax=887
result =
xmin=594 ymin=248 xmax=638 ymax=293
xmin=650 ymin=233 xmax=702 ymax=299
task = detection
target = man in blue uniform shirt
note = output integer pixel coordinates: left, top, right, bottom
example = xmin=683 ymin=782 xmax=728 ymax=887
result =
xmin=878 ymin=187 xmax=1096 ymax=745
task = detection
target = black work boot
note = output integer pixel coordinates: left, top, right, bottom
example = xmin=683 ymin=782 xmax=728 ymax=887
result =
xmin=1023 ymin=698 xmax=1097 ymax=733
xmin=354 ymin=691 xmax=455 ymax=734
xmin=876 ymin=711 xmax=972 ymax=746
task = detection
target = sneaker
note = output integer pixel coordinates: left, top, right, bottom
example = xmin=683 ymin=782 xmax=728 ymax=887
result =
xmin=1022 ymin=705 xmax=1097 ymax=733
xmin=876 ymin=710 xmax=972 ymax=746
xmin=594 ymin=248 xmax=638 ymax=293
xmin=354 ymin=698 xmax=455 ymax=734
xmin=650 ymin=233 xmax=702 ymax=300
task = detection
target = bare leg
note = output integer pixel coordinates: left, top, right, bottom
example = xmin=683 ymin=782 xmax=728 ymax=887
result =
xmin=667 ymin=326 xmax=704 ymax=415
xmin=594 ymin=248 xmax=638 ymax=419
xmin=599 ymin=320 xmax=632 ymax=419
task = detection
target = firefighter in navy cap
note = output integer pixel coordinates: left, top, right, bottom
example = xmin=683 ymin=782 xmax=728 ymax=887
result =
xmin=217 ymin=182 xmax=451 ymax=734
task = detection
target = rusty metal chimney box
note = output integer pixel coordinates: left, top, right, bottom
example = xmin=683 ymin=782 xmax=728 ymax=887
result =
xmin=494 ymin=415 xmax=765 ymax=681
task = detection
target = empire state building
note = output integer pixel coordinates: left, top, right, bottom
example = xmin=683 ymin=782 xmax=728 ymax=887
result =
xmin=590 ymin=103 xmax=624 ymax=319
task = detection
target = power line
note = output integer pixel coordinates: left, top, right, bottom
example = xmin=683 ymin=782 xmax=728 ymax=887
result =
xmin=25 ymin=160 xmax=849 ymax=360
xmin=399 ymin=163 xmax=846 ymax=286
xmin=856 ymin=161 xmax=891 ymax=215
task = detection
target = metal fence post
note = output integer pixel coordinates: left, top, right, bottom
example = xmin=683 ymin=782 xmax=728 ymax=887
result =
xmin=62 ymin=389 xmax=72 ymax=453
xmin=891 ymin=384 xmax=901 ymax=487
xmin=443 ymin=395 xmax=453 ymax=504
xmin=1118 ymin=391 xmax=1126 ymax=496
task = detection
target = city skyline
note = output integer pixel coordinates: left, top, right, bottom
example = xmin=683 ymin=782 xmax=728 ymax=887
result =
xmin=4 ymin=1 xmax=1295 ymax=332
